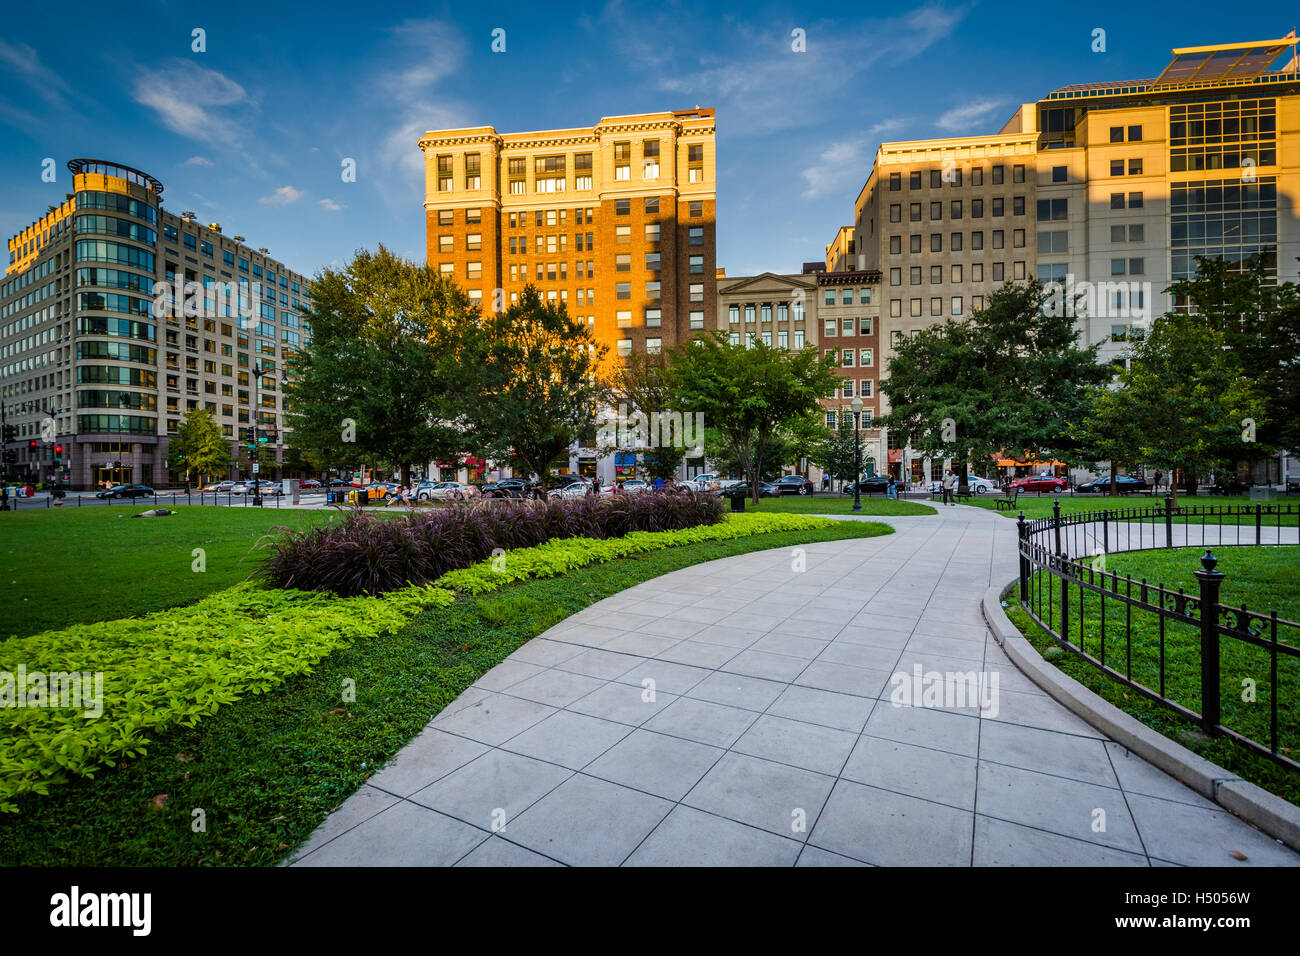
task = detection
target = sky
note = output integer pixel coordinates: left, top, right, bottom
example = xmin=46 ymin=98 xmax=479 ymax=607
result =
xmin=3 ymin=0 xmax=1299 ymax=279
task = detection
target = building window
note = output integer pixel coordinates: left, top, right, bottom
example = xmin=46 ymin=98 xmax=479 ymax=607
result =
xmin=645 ymin=252 xmax=661 ymax=270
xmin=617 ymin=338 xmax=632 ymax=357
xmin=689 ymin=201 xmax=703 ymax=217
xmin=689 ymin=283 xmax=704 ymax=302
xmin=890 ymin=204 xmax=901 ymax=223
xmin=616 ymin=310 xmax=632 ymax=328
xmin=889 ymin=172 xmax=901 ymax=190
xmin=616 ymin=254 xmax=631 ymax=272
xmin=616 ymin=282 xmax=631 ymax=299
xmin=689 ymin=310 xmax=704 ymax=329
xmin=689 ymin=226 xmax=704 ymax=245
xmin=1052 ymin=165 xmax=1067 ymax=182
xmin=466 ymin=233 xmax=481 ymax=251
xmin=1128 ymin=192 xmax=1144 ymax=208
xmin=645 ymin=307 xmax=662 ymax=327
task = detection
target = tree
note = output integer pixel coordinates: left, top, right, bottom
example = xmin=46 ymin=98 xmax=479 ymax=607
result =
xmin=1167 ymin=255 xmax=1300 ymax=454
xmin=1070 ymin=381 xmax=1145 ymax=497
xmin=463 ymin=286 xmax=608 ymax=484
xmin=667 ymin=332 xmax=838 ymax=502
xmin=167 ymin=409 xmax=229 ymax=485
xmin=814 ymin=420 xmax=865 ymax=491
xmin=284 ymin=246 xmax=475 ymax=488
xmin=1102 ymin=312 xmax=1263 ymax=506
xmin=606 ymin=348 xmax=688 ymax=482
xmin=879 ymin=281 xmax=1108 ymax=491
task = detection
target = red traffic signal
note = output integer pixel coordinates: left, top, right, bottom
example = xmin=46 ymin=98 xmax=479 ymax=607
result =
xmin=54 ymin=445 xmax=63 ymax=455
xmin=28 ymin=440 xmax=37 ymax=448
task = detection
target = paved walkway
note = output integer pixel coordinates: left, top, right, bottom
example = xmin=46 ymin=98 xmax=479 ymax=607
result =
xmin=289 ymin=505 xmax=1300 ymax=867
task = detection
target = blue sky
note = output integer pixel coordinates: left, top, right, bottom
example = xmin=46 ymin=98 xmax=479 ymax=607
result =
xmin=3 ymin=0 xmax=1298 ymax=278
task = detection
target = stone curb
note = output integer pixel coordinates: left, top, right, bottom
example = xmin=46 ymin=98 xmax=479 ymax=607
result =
xmin=983 ymin=581 xmax=1300 ymax=853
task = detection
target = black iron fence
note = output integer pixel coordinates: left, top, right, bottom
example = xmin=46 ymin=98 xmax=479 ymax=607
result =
xmin=1017 ymin=497 xmax=1300 ymax=770
xmin=0 ymin=490 xmax=303 ymax=510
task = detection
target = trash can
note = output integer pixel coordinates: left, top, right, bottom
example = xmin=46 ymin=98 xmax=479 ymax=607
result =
xmin=728 ymin=487 xmax=746 ymax=512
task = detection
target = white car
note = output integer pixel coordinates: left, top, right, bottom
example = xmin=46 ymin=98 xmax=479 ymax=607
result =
xmin=548 ymin=479 xmax=591 ymax=499
xmin=420 ymin=481 xmax=467 ymax=501
xmin=683 ymin=473 xmax=719 ymax=491
xmin=621 ymin=479 xmax=649 ymax=493
xmin=927 ymin=475 xmax=998 ymax=495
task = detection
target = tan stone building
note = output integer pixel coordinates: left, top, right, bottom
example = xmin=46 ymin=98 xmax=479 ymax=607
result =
xmin=1 ymin=159 xmax=312 ymax=489
xmin=833 ymin=33 xmax=1300 ymax=484
xmin=418 ymin=109 xmax=717 ymax=365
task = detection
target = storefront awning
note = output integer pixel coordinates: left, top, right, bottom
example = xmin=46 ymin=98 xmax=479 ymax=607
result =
xmin=997 ymin=459 xmax=1065 ymax=467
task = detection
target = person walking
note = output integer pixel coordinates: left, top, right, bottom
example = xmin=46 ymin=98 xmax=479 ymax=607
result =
xmin=941 ymin=469 xmax=957 ymax=506
xmin=1153 ymin=469 xmax=1163 ymax=493
xmin=886 ymin=475 xmax=896 ymax=499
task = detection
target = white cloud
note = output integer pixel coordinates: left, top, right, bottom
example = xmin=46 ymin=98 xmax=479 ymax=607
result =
xmin=800 ymin=119 xmax=904 ymax=199
xmin=133 ymin=60 xmax=248 ymax=145
xmin=935 ymin=98 xmax=1006 ymax=133
xmin=259 ymin=186 xmax=303 ymax=206
xmin=598 ymin=3 xmax=971 ymax=135
xmin=318 ymin=198 xmax=343 ymax=211
xmin=184 ymin=155 xmax=213 ymax=167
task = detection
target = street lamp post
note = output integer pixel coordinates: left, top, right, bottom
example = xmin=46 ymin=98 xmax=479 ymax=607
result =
xmin=851 ymin=396 xmax=863 ymax=513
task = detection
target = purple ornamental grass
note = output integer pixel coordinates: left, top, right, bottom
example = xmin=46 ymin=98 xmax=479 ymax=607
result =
xmin=259 ymin=490 xmax=725 ymax=596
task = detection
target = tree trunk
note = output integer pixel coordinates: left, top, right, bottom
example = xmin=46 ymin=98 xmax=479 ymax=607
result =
xmin=1108 ymin=461 xmax=1117 ymax=497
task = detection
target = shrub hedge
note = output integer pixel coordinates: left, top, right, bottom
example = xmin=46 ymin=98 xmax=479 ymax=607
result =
xmin=260 ymin=490 xmax=726 ymax=596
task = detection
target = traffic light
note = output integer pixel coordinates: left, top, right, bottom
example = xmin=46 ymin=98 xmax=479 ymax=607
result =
xmin=245 ymin=426 xmax=257 ymax=443
xmin=2 ymin=424 xmax=14 ymax=443
xmin=28 ymin=440 xmax=37 ymax=449
xmin=53 ymin=444 xmax=63 ymax=466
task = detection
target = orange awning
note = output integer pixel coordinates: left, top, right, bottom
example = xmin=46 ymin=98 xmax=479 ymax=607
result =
xmin=998 ymin=459 xmax=1064 ymax=467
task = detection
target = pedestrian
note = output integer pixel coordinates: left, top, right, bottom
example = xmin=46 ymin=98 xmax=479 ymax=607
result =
xmin=886 ymin=476 xmax=896 ymax=499
xmin=653 ymin=475 xmax=665 ymax=490
xmin=1153 ymin=469 xmax=1162 ymax=492
xmin=822 ymin=473 xmax=830 ymax=492
xmin=941 ymin=469 xmax=956 ymax=506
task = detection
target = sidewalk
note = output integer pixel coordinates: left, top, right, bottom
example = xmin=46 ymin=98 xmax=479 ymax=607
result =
xmin=289 ymin=505 xmax=1300 ymax=867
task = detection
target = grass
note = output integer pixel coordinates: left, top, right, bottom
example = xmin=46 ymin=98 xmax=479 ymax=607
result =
xmin=970 ymin=492 xmax=1300 ymax=526
xmin=739 ymin=494 xmax=935 ymax=516
xmin=1006 ymin=544 xmax=1300 ymax=805
xmin=0 ymin=506 xmax=346 ymax=640
xmin=0 ymin=518 xmax=890 ymax=866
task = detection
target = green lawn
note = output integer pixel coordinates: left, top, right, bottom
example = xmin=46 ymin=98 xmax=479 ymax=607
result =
xmin=0 ymin=506 xmax=342 ymax=639
xmin=0 ymin=518 xmax=891 ymax=866
xmin=741 ymin=494 xmax=935 ymax=516
xmin=1007 ymin=545 xmax=1300 ymax=804
xmin=970 ymin=492 xmax=1300 ymax=525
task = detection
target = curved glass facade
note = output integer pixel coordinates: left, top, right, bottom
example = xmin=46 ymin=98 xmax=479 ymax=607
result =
xmin=77 ymin=365 xmax=157 ymax=387
xmin=75 ymin=215 xmax=156 ymax=245
xmin=77 ymin=414 xmax=155 ymax=435
xmin=74 ymin=190 xmax=157 ymax=225
xmin=77 ymin=291 xmax=152 ymax=317
xmin=76 ymin=267 xmax=154 ymax=295
xmin=76 ymin=341 xmax=157 ymax=365
xmin=75 ymin=240 xmax=155 ymax=271
xmin=76 ymin=389 xmax=157 ymax=411
xmin=76 ymin=316 xmax=155 ymax=341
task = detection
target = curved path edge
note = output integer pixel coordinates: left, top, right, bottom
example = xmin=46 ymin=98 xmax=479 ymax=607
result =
xmin=983 ymin=581 xmax=1300 ymax=852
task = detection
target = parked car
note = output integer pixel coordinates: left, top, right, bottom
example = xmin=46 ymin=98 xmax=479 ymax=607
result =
xmin=1076 ymin=474 xmax=1150 ymax=495
xmin=200 ymin=480 xmax=236 ymax=493
xmin=773 ymin=475 xmax=815 ymax=496
xmin=756 ymin=481 xmax=780 ymax=498
xmin=682 ymin=473 xmax=719 ymax=491
xmin=926 ymin=475 xmax=998 ymax=495
xmin=548 ymin=477 xmax=592 ymax=499
xmin=848 ymin=475 xmax=892 ymax=496
xmin=255 ymin=480 xmax=283 ymax=496
xmin=620 ymin=479 xmax=649 ymax=493
xmin=95 ymin=484 xmax=154 ymax=500
xmin=482 ymin=478 xmax=539 ymax=499
xmin=299 ymin=479 xmax=322 ymax=490
xmin=328 ymin=478 xmax=349 ymax=487
xmin=364 ymin=482 xmax=404 ymax=500
xmin=230 ymin=481 xmax=253 ymax=494
xmin=1011 ymin=473 xmax=1068 ymax=493
xmin=417 ymin=480 xmax=468 ymax=501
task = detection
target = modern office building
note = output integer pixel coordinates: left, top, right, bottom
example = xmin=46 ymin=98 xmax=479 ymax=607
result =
xmin=846 ymin=34 xmax=1300 ymax=369
xmin=1 ymin=159 xmax=313 ymax=489
xmin=417 ymin=109 xmax=717 ymax=363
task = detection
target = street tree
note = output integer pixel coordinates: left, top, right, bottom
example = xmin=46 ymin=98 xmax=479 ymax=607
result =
xmin=667 ymin=332 xmax=838 ymax=502
xmin=166 ymin=408 xmax=230 ymax=486
xmin=284 ymin=246 xmax=474 ymax=488
xmin=463 ymin=286 xmax=609 ymax=485
xmin=879 ymin=281 xmax=1107 ymax=492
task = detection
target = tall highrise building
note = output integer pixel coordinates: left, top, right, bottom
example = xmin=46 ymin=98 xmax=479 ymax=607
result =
xmin=1 ymin=159 xmax=313 ymax=489
xmin=418 ymin=110 xmax=717 ymax=361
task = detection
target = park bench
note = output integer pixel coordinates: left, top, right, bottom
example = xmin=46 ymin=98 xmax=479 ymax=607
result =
xmin=993 ymin=486 xmax=1020 ymax=511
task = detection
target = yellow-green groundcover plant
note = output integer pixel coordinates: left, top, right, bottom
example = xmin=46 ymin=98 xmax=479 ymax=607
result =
xmin=0 ymin=512 xmax=837 ymax=810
